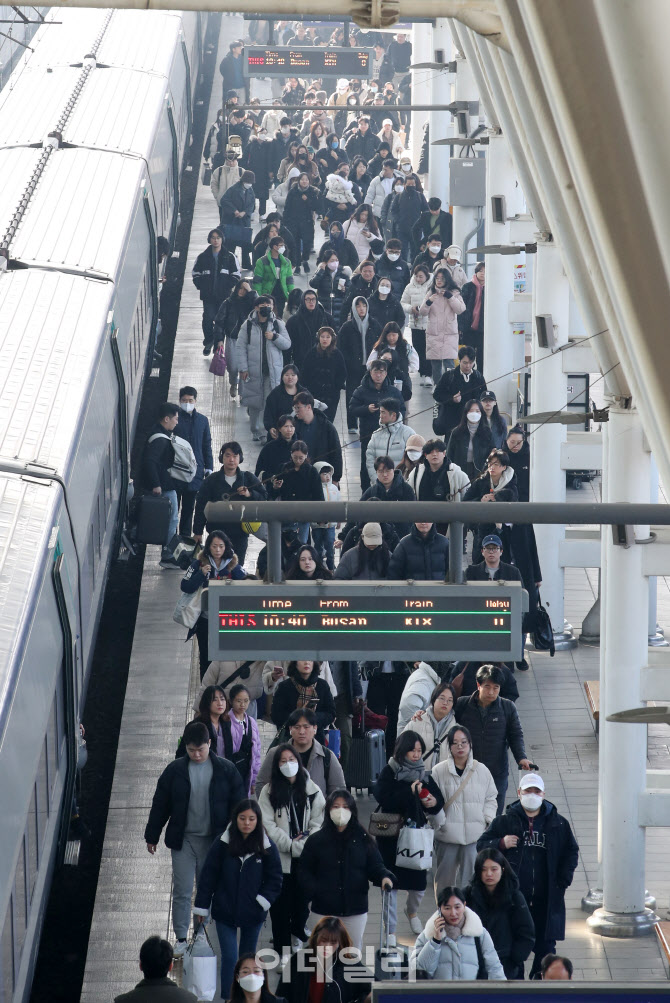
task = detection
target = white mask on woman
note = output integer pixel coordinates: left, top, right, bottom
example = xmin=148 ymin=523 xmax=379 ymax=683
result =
xmin=238 ymin=974 xmax=265 ymax=993
xmin=378 ymin=284 xmax=391 ymax=296
xmin=279 ymin=760 xmax=299 ymax=778
xmin=330 ymin=807 xmax=352 ymax=826
xmin=406 ymin=449 xmax=423 ymax=462
xmin=467 ymin=412 xmax=482 ymax=424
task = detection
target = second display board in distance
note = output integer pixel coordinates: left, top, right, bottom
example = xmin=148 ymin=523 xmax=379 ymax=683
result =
xmin=244 ymin=46 xmax=373 ymax=78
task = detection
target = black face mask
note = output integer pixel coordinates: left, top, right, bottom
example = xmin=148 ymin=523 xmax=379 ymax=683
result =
xmin=258 ymin=306 xmax=270 ymax=319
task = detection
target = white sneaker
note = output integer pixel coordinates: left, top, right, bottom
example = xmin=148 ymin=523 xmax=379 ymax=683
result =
xmin=387 ymin=933 xmax=397 ymax=947
xmin=425 ymin=377 xmax=434 ymax=388
xmin=291 ymin=936 xmax=304 ymax=953
xmin=406 ymin=911 xmax=422 ymax=935
xmin=173 ymin=939 xmax=187 ymax=958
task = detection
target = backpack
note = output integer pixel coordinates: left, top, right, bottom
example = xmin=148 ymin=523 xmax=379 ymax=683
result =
xmin=148 ymin=432 xmax=197 ymax=483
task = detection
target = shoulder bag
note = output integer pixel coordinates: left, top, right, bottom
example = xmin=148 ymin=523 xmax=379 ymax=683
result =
xmin=173 ymin=586 xmax=203 ymax=629
xmin=369 ymin=807 xmax=403 ymax=839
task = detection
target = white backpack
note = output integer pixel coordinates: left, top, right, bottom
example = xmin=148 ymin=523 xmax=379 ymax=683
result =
xmin=148 ymin=432 xmax=198 ymax=483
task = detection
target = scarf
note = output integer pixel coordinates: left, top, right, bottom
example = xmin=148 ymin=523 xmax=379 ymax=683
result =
xmin=389 ymin=756 xmax=429 ymax=784
xmin=291 ymin=677 xmax=319 ymax=710
xmin=471 ymin=273 xmax=484 ymax=331
xmin=444 ymin=913 xmax=466 ymax=941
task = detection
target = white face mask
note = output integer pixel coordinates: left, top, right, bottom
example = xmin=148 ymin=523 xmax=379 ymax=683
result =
xmin=277 ymin=246 xmax=286 ymax=255
xmin=243 ymin=183 xmax=252 ymax=189
xmin=330 ymin=807 xmax=352 ymax=826
xmin=520 ymin=793 xmax=543 ymax=811
xmin=429 ymin=245 xmax=441 ymax=254
xmin=379 ymin=284 xmax=391 ymax=295
xmin=406 ymin=449 xmax=422 ymax=462
xmin=279 ymin=760 xmax=299 ymax=778
xmin=328 ymin=260 xmax=339 ymax=271
xmin=467 ymin=412 xmax=482 ymax=424
xmin=387 ymin=252 xmax=400 ymax=261
xmin=393 ymin=185 xmax=404 ymax=194
xmin=281 ymin=127 xmax=290 ymax=136
xmin=238 ymin=974 xmax=265 ymax=993
xmin=180 ymin=401 xmax=195 ymax=413
xmin=401 ymin=163 xmax=411 ymax=172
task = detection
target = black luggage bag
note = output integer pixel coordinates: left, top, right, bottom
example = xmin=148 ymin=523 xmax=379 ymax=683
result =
xmin=136 ymin=492 xmax=172 ymax=546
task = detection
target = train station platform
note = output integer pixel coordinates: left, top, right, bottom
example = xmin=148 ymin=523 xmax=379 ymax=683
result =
xmin=81 ymin=14 xmax=670 ymax=999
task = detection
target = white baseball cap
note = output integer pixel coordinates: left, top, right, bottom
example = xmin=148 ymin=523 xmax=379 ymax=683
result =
xmin=519 ymin=772 xmax=544 ymax=791
xmin=446 ymin=244 xmax=462 ymax=261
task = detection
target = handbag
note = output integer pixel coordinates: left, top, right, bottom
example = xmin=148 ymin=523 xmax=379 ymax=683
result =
xmin=173 ymin=586 xmax=203 ymax=629
xmin=528 ymin=592 xmax=555 ymax=656
xmin=223 ymin=222 xmax=253 ymax=247
xmin=209 ymin=345 xmax=227 ymax=377
xmin=202 ymin=161 xmax=212 ymax=185
xmin=369 ymin=808 xmax=403 ymax=839
xmin=449 ymin=661 xmax=469 ymax=699
xmin=183 ymin=926 xmax=217 ymax=1001
xmin=395 ymin=822 xmax=434 ymax=871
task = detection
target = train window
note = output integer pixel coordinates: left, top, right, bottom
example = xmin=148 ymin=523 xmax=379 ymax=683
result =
xmin=37 ymin=738 xmax=49 ymax=854
xmin=26 ymin=789 xmax=38 ymax=903
xmin=12 ymin=842 xmax=27 ymax=965
xmin=0 ymin=902 xmax=13 ymax=1000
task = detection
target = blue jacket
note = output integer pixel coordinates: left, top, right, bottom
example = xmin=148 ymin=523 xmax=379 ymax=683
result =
xmin=174 ymin=409 xmax=213 ymax=492
xmin=194 ymin=828 xmax=283 ymax=927
xmin=221 ymin=181 xmax=255 ymax=227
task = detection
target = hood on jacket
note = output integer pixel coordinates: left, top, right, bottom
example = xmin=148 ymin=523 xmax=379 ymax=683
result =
xmin=221 ymin=825 xmax=272 ymax=849
xmin=327 ymin=172 xmax=353 ymax=190
xmin=414 ymin=661 xmax=440 ymax=685
xmin=376 ymin=415 xmax=405 ymax=432
xmin=424 ymin=906 xmax=483 ymax=942
xmin=410 ymin=523 xmax=437 ymax=543
xmin=507 ymin=798 xmax=556 ymax=822
xmin=313 ymin=461 xmax=334 ymax=475
xmin=490 ymin=466 xmax=515 ymax=494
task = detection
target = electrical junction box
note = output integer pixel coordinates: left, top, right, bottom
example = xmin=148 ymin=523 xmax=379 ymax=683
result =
xmin=449 ymin=157 xmax=486 ymax=207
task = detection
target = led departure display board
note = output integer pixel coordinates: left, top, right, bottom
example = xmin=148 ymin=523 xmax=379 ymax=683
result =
xmin=208 ymin=582 xmax=525 ymax=661
xmin=244 ymin=46 xmax=373 ymax=78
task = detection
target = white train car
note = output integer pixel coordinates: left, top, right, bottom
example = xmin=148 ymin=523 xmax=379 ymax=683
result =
xmin=0 ymin=8 xmax=209 ymax=1001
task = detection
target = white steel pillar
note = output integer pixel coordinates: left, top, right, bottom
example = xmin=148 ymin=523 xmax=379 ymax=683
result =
xmin=483 ymin=132 xmax=522 ymax=420
xmin=410 ymin=22 xmax=432 ymax=170
xmin=529 ymin=243 xmax=575 ymax=648
xmin=451 ymin=47 xmax=480 ymax=263
xmin=428 ymin=19 xmax=452 ymax=204
xmin=588 ymin=406 xmax=658 ymax=937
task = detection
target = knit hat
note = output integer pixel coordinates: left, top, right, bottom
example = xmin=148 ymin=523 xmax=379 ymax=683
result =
xmin=287 ymin=167 xmax=301 ymax=180
xmin=405 ymin=433 xmax=426 ymax=452
xmin=241 ymin=170 xmax=255 ymax=184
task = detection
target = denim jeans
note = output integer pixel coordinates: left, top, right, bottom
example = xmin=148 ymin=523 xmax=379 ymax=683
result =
xmin=164 ymin=489 xmax=179 ymax=546
xmin=312 ymin=527 xmax=335 ymax=570
xmin=431 ymin=358 xmax=455 ymax=384
xmin=216 ymin=920 xmax=264 ymax=997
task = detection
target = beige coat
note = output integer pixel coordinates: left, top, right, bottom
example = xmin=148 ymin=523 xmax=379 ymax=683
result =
xmin=195 ymin=659 xmax=266 ymax=709
xmin=431 ymin=752 xmax=498 ymax=846
xmin=401 ymin=708 xmax=454 ymax=766
xmin=211 ymin=162 xmax=242 ymax=205
xmin=258 ymin=778 xmax=325 ymax=872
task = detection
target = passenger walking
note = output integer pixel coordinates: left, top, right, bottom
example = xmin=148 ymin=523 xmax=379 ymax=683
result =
xmin=406 ymin=439 xmax=469 ymax=534
xmin=343 ymin=205 xmax=380 ymax=263
xmin=368 ymin=277 xmax=406 ymax=332
xmin=140 ymin=402 xmax=181 ymax=569
xmin=258 ymin=744 xmax=325 ymax=954
xmin=193 ymin=441 xmax=266 ymax=564
xmin=387 ymin=522 xmax=450 ymax=581
xmin=440 ymin=244 xmax=469 ymax=289
xmin=401 ymin=264 xmax=432 ymax=384
xmin=338 ymin=295 xmax=381 ymax=428
xmin=196 ymin=660 xmax=267 ymax=720
xmin=298 ymin=789 xmax=395 ymax=950
xmin=255 ymin=415 xmax=296 ymax=480
xmin=309 ymin=252 xmax=352 ymax=330
xmin=285 ymin=292 xmax=335 ymax=373
xmin=430 ymin=725 xmax=498 ymax=894
xmin=505 ymin=426 xmax=530 ymax=502
xmin=445 ymin=401 xmax=494 ymax=483
xmin=311 ymin=461 xmax=341 ymax=571
xmin=360 ymin=455 xmax=416 ymax=540
xmin=459 ymin=262 xmax=486 ymax=368
xmin=211 ymin=149 xmax=242 ymax=217
xmin=229 ymin=954 xmax=288 ymax=1003
xmin=367 ymin=321 xmax=419 ymax=373
xmin=480 ymin=390 xmax=508 ymax=449
xmin=283 ymin=173 xmax=321 ymax=273
xmin=263 ymin=365 xmax=307 ymax=438
xmin=252 ymin=236 xmax=295 ymax=319
xmin=300 ymin=328 xmax=347 ymax=422
xmin=255 ymin=708 xmax=345 ymax=798
xmin=318 ymin=221 xmax=360 ymax=274
xmin=465 ymin=848 xmax=535 ymax=979
xmin=477 ymin=774 xmax=579 ymax=978
xmin=375 ymin=239 xmax=411 ymax=298
xmin=278 ymin=917 xmax=372 ymax=1003
xmin=400 ymin=681 xmax=456 ymax=763
xmin=213 ymin=279 xmax=258 ymax=398
xmin=176 ymin=685 xmax=228 ymax=757
xmin=144 ymin=721 xmax=245 ymax=958
xmin=271 ymin=443 xmax=323 ymax=545
xmin=220 ymin=171 xmax=256 ymax=270
xmin=411 ymin=886 xmax=506 ymax=981
xmin=193 ymin=799 xmax=283 ymax=997
xmin=372 ymin=732 xmax=445 ymax=941
xmin=173 ymin=387 xmax=213 ymax=539
xmin=113 ymin=936 xmax=197 ymax=1002
xmin=433 ymin=345 xmax=487 ymax=440
xmin=463 ymin=449 xmax=519 ymax=555
xmin=455 ymin=664 xmax=532 ymax=814
xmin=225 ymin=685 xmax=262 ymax=795
xmin=365 ymin=398 xmax=415 ymax=484
xmin=419 ymin=267 xmax=466 ymax=386
xmin=192 ymin=228 xmax=241 ymax=356
xmin=293 ymin=392 xmax=343 ymax=484
xmin=237 ymin=297 xmax=292 ymax=441
xmin=270 ymin=661 xmax=336 ymax=744
xmin=333 ymin=522 xmax=393 ymax=580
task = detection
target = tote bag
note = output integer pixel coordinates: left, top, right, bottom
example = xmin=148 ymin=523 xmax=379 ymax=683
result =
xmin=183 ymin=926 xmax=217 ymax=1001
xmin=173 ymin=586 xmax=203 ymax=629
xmin=395 ymin=823 xmax=434 ymax=872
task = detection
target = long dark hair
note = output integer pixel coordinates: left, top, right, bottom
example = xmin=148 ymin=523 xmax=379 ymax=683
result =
xmin=483 ymin=399 xmax=507 ymax=439
xmin=268 ymin=743 xmax=308 ymax=810
xmin=286 ymin=546 xmax=333 ymax=580
xmin=324 ymin=788 xmax=367 ymax=836
xmin=347 ymin=202 xmax=379 ymax=234
xmin=229 ymin=954 xmax=269 ymax=1003
xmin=430 ymin=266 xmax=459 ymax=294
xmin=455 ymin=399 xmax=488 ymax=436
xmin=472 ymin=847 xmax=519 ymax=901
xmin=226 ymin=799 xmax=267 ymax=857
xmin=354 ymin=534 xmax=391 ymax=577
xmin=197 ymin=685 xmax=227 ymax=720
xmin=202 ymin=530 xmax=235 ymax=563
xmin=372 ymin=322 xmax=409 ymax=360
xmin=285 ymin=659 xmax=321 ymax=685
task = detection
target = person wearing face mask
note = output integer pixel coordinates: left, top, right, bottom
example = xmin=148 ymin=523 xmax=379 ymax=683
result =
xmin=237 ymin=297 xmax=292 ymax=440
xmin=445 ymin=401 xmax=493 ymax=484
xmin=241 ymin=132 xmax=274 ymax=218
xmin=317 ymin=221 xmax=359 ymax=273
xmin=270 ymin=118 xmax=300 ymax=179
xmin=377 ymin=118 xmax=404 ymax=159
xmin=341 ymin=260 xmax=380 ymax=325
xmin=214 ymin=280 xmax=259 ymax=398
xmin=228 ymin=953 xmax=287 ymax=1003
xmin=327 ymin=78 xmax=352 ymax=134
xmin=316 ymin=133 xmax=348 ymax=183
xmin=173 ymin=387 xmax=213 ymax=538
xmin=400 ymin=265 xmax=432 ymax=385
xmin=211 ymin=148 xmax=243 ymax=213
xmin=349 ymin=359 xmax=404 ymax=489
xmin=258 ymin=745 xmax=325 ymax=954
xmin=278 ymin=917 xmax=372 ymax=1003
xmin=411 ymin=196 xmax=454 ymax=258
xmin=434 ymin=345 xmax=488 ymax=439
xmin=192 ymin=228 xmax=241 ymax=356
xmin=380 ymin=175 xmax=404 ymax=240
xmin=338 ymin=293 xmax=381 ymax=430
xmin=220 ymin=172 xmax=256 ymax=270
xmin=286 ymin=292 xmax=336 ymax=373
xmin=298 ymin=789 xmax=395 ymax=950
xmin=365 ymin=158 xmax=399 ymax=224
xmin=477 ymin=774 xmax=579 ymax=979
xmin=375 ymin=239 xmax=411 ymax=299
xmin=283 ymin=173 xmax=321 ymax=274
xmin=440 ymin=244 xmax=468 ymax=289
xmin=309 ymin=252 xmax=352 ymax=330
xmin=386 ymin=172 xmax=428 ymax=261
xmin=252 ymin=236 xmax=295 ymax=319
xmin=419 ymin=267 xmax=466 ymax=387
xmin=397 ymin=431 xmax=426 ymax=479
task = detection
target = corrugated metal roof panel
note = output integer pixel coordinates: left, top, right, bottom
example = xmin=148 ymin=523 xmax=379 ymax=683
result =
xmin=95 ymin=11 xmax=182 ymax=75
xmin=0 ymin=147 xmax=143 ymax=274
xmin=0 ymin=270 xmax=111 ymax=466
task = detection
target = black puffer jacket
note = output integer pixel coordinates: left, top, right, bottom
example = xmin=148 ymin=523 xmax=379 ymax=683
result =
xmin=361 ymin=469 xmax=415 ymax=538
xmin=506 ymin=440 xmax=530 ymax=502
xmin=213 ymin=288 xmax=259 ymax=343
xmin=255 ymin=435 xmax=295 ymax=479
xmin=286 ymin=294 xmax=336 ymax=371
xmin=446 ymin=425 xmax=494 ymax=475
xmin=301 ymin=347 xmax=348 ymax=405
xmin=270 ymin=461 xmax=323 ymax=502
xmin=309 ymin=267 xmax=352 ymax=330
xmin=387 ymin=523 xmax=449 ymax=580
xmin=349 ymin=372 xmax=405 ymax=439
xmin=298 ymin=819 xmax=394 ymax=916
xmin=193 ymin=468 xmax=267 ymax=536
xmin=455 ymin=693 xmax=526 ymax=784
xmin=192 ymin=247 xmax=240 ymax=306
xmin=374 ymin=253 xmax=411 ymax=299
xmin=465 ymin=876 xmax=535 ymax=976
xmin=280 ymin=953 xmax=370 ymax=1003
xmin=144 ymin=754 xmax=245 ymax=850
xmin=367 ymin=290 xmax=406 ymax=331
xmin=262 ymin=380 xmax=309 ymax=434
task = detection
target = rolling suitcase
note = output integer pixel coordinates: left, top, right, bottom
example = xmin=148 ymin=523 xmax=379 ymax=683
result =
xmin=374 ymin=888 xmax=406 ymax=982
xmin=345 ymin=706 xmax=386 ymax=791
xmin=136 ymin=492 xmax=172 ymax=546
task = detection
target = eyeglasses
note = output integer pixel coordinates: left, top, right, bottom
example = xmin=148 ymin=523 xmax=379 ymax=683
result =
xmin=451 ymin=740 xmax=470 ymax=748
xmin=483 ymin=545 xmax=501 ymax=552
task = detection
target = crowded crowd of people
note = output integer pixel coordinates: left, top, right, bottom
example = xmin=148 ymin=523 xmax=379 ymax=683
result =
xmin=129 ymin=19 xmax=580 ymax=1003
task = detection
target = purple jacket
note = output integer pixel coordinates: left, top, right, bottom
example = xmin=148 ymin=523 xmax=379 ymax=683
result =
xmin=229 ymin=713 xmax=262 ymax=794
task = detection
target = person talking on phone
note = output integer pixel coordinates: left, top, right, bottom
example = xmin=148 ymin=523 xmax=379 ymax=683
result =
xmin=430 ymin=725 xmax=498 ymax=897
xmin=258 ymin=744 xmax=326 ymax=954
xmin=372 ymin=731 xmax=444 ymax=942
xmin=476 ymin=773 xmax=579 ymax=979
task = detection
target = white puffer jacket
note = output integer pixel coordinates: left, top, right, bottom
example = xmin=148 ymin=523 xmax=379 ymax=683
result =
xmin=343 ymin=217 xmax=374 ymax=261
xmin=258 ymin=778 xmax=325 ymax=873
xmin=324 ymin=173 xmax=357 ymax=206
xmin=407 ymin=460 xmax=470 ymax=501
xmin=431 ymin=752 xmax=498 ymax=846
xmin=401 ymin=275 xmax=430 ymax=330
xmin=401 ymin=708 xmax=455 ymax=767
xmin=397 ymin=661 xmax=441 ymax=731
xmin=412 ymin=908 xmax=506 ymax=981
xmin=366 ymin=417 xmax=415 ymax=482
